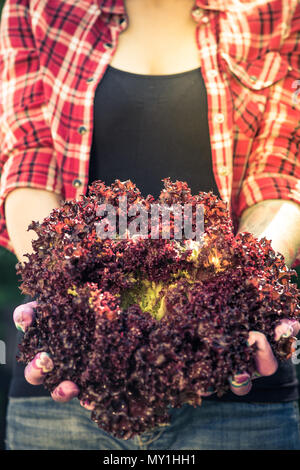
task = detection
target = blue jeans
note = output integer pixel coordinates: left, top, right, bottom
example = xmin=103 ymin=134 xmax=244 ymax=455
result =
xmin=5 ymin=397 xmax=300 ymax=450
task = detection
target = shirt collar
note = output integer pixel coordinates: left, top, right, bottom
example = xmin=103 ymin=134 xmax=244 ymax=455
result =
xmin=98 ymin=0 xmax=226 ymax=15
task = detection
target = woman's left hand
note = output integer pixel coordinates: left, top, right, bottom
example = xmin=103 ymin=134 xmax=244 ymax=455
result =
xmin=227 ymin=319 xmax=300 ymax=396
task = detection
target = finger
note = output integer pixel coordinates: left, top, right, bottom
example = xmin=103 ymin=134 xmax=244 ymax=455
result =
xmin=13 ymin=301 xmax=38 ymax=332
xmin=274 ymin=320 xmax=300 ymax=342
xmin=229 ymin=372 xmax=252 ymax=396
xmin=80 ymin=399 xmax=96 ymax=410
xmin=24 ymin=352 xmax=54 ymax=385
xmin=51 ymin=381 xmax=80 ymax=403
xmin=248 ymin=331 xmax=278 ymax=376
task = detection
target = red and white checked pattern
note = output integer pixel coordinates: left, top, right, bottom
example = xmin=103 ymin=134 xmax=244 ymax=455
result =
xmin=0 ymin=0 xmax=299 ymax=266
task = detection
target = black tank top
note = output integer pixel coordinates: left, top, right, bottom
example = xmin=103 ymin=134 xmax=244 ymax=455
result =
xmin=9 ymin=65 xmax=298 ymax=402
xmin=88 ymin=65 xmax=220 ymax=199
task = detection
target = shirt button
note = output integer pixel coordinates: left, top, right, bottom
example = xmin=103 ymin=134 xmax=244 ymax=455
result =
xmin=193 ymin=7 xmax=202 ymax=16
xmin=86 ymin=77 xmax=94 ymax=83
xmin=207 ymin=69 xmax=218 ymax=79
xmin=72 ymin=179 xmax=83 ymax=188
xmin=219 ymin=166 xmax=230 ymax=176
xmin=250 ymin=75 xmax=258 ymax=82
xmin=78 ymin=126 xmax=87 ymax=135
xmin=104 ymin=42 xmax=113 ymax=49
xmin=214 ymin=113 xmax=225 ymax=124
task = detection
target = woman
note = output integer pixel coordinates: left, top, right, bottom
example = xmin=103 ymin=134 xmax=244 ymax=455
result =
xmin=1 ymin=0 xmax=300 ymax=450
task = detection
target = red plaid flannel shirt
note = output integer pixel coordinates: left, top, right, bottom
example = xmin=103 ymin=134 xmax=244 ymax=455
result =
xmin=0 ymin=0 xmax=299 ymax=266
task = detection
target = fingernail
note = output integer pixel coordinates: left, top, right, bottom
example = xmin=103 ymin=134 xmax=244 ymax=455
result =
xmin=229 ymin=373 xmax=250 ymax=388
xmin=13 ymin=307 xmax=34 ymax=332
xmin=281 ymin=325 xmax=294 ymax=339
xmin=16 ymin=323 xmax=25 ymax=332
xmin=24 ymin=352 xmax=53 ymax=385
xmin=35 ymin=352 xmax=53 ymax=372
xmin=52 ymin=381 xmax=79 ymax=402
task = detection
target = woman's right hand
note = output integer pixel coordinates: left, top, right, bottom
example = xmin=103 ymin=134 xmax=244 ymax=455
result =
xmin=13 ymin=301 xmax=96 ymax=410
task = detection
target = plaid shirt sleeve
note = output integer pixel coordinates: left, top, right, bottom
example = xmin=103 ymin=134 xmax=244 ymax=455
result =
xmin=235 ymin=2 xmax=300 ymax=224
xmin=0 ymin=0 xmax=63 ymax=254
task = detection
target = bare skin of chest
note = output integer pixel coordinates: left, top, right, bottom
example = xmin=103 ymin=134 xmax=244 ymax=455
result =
xmin=109 ymin=0 xmax=200 ymax=75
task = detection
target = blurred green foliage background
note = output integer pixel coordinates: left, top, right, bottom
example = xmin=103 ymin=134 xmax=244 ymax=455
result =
xmin=0 ymin=0 xmax=299 ymax=451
